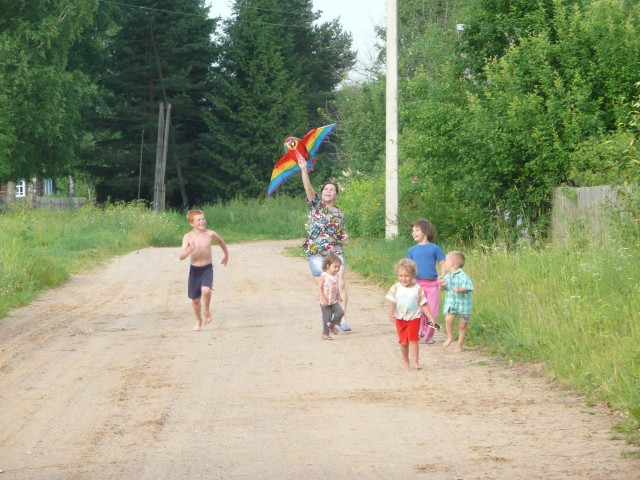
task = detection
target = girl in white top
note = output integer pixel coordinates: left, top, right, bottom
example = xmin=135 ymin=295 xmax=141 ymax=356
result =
xmin=386 ymin=259 xmax=436 ymax=370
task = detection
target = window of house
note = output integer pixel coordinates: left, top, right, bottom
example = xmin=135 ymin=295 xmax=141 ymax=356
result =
xmin=44 ymin=178 xmax=53 ymax=196
xmin=15 ymin=180 xmax=26 ymax=198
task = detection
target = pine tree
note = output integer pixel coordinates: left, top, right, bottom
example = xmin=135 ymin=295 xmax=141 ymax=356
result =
xmin=84 ymin=0 xmax=218 ymax=206
xmin=201 ymin=0 xmax=356 ymax=200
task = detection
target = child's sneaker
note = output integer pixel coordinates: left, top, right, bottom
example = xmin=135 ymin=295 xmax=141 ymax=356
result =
xmin=340 ymin=321 xmax=352 ymax=332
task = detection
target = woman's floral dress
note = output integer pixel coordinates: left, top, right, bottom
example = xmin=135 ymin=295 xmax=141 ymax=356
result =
xmin=301 ymin=194 xmax=347 ymax=256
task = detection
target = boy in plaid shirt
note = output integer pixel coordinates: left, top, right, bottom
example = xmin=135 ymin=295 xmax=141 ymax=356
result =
xmin=440 ymin=251 xmax=474 ymax=352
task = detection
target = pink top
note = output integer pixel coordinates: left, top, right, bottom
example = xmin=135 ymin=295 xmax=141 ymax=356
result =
xmin=321 ymin=271 xmax=340 ymax=305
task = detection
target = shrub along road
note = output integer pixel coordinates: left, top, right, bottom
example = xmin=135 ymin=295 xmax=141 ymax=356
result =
xmin=0 ymin=240 xmax=637 ymax=478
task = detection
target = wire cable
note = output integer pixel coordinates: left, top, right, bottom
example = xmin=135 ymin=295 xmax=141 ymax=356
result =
xmin=97 ymin=0 xmax=318 ymax=29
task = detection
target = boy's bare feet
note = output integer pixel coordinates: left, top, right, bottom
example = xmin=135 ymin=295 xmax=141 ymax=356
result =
xmin=413 ymin=364 xmax=422 ymax=370
xmin=204 ymin=312 xmax=212 ymax=325
xmin=455 ymin=344 xmax=463 ymax=352
xmin=193 ymin=322 xmax=202 ymax=331
xmin=442 ymin=339 xmax=453 ymax=349
xmin=330 ymin=324 xmax=339 ymax=335
xmin=402 ymin=361 xmax=410 ymax=371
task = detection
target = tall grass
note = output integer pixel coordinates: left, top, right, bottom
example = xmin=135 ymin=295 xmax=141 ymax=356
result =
xmin=346 ymin=230 xmax=640 ymax=450
xmin=0 ymin=201 xmax=184 ymax=317
xmin=0 ymin=197 xmax=307 ymax=318
xmin=471 ymin=243 xmax=639 ymax=421
xmin=347 ymin=236 xmax=412 ymax=285
xmin=198 ymin=195 xmax=307 ymax=243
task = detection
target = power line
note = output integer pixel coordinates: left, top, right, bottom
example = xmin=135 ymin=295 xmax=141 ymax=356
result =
xmin=235 ymin=4 xmax=314 ymax=16
xmin=98 ymin=0 xmax=313 ymax=29
xmin=98 ymin=0 xmax=209 ymax=18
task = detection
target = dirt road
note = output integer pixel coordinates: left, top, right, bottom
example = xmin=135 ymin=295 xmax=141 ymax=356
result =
xmin=0 ymin=240 xmax=638 ymax=479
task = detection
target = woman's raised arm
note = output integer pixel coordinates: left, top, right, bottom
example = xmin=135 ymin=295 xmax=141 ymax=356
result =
xmin=297 ymin=157 xmax=315 ymax=203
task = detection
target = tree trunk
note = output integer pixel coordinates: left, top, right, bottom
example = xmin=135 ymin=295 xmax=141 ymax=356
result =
xmin=27 ymin=177 xmax=38 ymax=206
xmin=68 ymin=175 xmax=76 ymax=197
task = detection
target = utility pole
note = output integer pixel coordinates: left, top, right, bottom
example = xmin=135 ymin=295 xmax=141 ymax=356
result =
xmin=160 ymin=102 xmax=171 ymax=209
xmin=148 ymin=16 xmax=188 ymax=208
xmin=153 ymin=101 xmax=171 ymax=211
xmin=386 ymin=0 xmax=399 ymax=238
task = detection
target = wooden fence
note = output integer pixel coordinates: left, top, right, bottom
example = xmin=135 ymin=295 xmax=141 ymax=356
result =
xmin=35 ymin=197 xmax=86 ymax=209
xmin=551 ymin=186 xmax=619 ymax=242
xmin=0 ymin=196 xmax=86 ymax=210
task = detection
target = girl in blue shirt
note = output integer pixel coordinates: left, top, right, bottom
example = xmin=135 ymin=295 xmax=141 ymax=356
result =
xmin=407 ymin=219 xmax=446 ymax=344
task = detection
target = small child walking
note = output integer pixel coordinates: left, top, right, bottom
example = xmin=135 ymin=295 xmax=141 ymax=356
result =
xmin=318 ymin=253 xmax=345 ymax=340
xmin=386 ymin=259 xmax=436 ymax=370
xmin=440 ymin=251 xmax=474 ymax=352
xmin=179 ymin=209 xmax=229 ymax=331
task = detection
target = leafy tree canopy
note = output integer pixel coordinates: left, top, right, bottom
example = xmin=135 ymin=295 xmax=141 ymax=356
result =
xmin=0 ymin=0 xmax=97 ymax=182
xmin=332 ymin=0 xmax=640 ymax=242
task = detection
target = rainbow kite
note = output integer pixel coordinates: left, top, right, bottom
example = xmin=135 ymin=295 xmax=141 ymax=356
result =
xmin=266 ymin=124 xmax=336 ymax=197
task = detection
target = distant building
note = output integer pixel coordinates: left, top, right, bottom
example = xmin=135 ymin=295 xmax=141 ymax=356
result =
xmin=0 ymin=179 xmax=44 ymax=203
xmin=0 ymin=178 xmax=86 ymax=209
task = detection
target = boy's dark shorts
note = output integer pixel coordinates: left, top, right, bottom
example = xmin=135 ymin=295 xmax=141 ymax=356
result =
xmin=188 ymin=264 xmax=213 ymax=299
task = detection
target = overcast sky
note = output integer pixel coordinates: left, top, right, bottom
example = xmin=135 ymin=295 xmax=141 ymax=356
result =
xmin=206 ymin=0 xmax=386 ymax=74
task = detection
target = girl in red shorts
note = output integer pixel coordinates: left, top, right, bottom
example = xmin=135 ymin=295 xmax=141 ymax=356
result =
xmin=386 ymin=259 xmax=436 ymax=370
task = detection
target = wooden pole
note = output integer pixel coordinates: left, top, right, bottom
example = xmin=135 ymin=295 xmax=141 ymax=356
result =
xmin=137 ymin=129 xmax=144 ymax=200
xmin=148 ymin=17 xmax=188 ymax=207
xmin=153 ymin=102 xmax=166 ymax=212
xmin=160 ymin=103 xmax=171 ymax=211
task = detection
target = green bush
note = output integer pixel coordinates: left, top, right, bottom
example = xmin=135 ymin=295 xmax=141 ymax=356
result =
xmin=340 ymin=177 xmax=386 ymax=238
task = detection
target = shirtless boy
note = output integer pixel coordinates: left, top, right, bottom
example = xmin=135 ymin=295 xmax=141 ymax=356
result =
xmin=179 ymin=210 xmax=229 ymax=330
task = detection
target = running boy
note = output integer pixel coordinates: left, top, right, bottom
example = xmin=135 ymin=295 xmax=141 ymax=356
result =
xmin=318 ymin=253 xmax=345 ymax=340
xmin=440 ymin=251 xmax=474 ymax=352
xmin=179 ymin=209 xmax=229 ymax=331
xmin=386 ymin=258 xmax=436 ymax=370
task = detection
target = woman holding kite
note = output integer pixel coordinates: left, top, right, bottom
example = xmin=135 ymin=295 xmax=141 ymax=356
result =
xmin=297 ymin=156 xmax=352 ymax=332
xmin=266 ymin=123 xmax=351 ymax=332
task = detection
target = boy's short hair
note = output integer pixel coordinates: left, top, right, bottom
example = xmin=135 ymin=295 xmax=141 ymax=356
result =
xmin=410 ymin=218 xmax=437 ymax=242
xmin=323 ymin=253 xmax=342 ymax=270
xmin=394 ymin=258 xmax=418 ymax=277
xmin=449 ymin=251 xmax=466 ymax=267
xmin=187 ymin=209 xmax=204 ymax=223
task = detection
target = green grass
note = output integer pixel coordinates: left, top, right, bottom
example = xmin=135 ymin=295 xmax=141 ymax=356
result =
xmin=197 ymin=195 xmax=308 ymax=243
xmin=346 ymin=233 xmax=640 ymax=453
xmin=471 ymin=244 xmax=639 ymax=423
xmin=1 ymin=196 xmax=638 ymax=452
xmin=0 ymin=198 xmax=308 ymax=317
xmin=0 ymin=201 xmax=183 ymax=316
